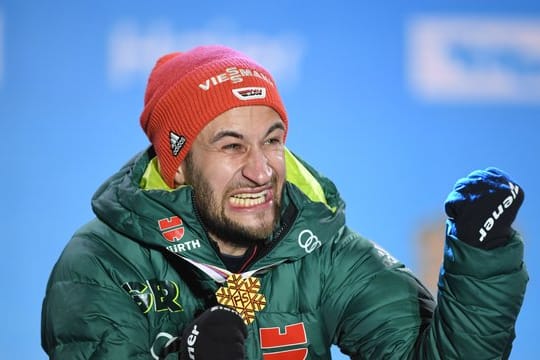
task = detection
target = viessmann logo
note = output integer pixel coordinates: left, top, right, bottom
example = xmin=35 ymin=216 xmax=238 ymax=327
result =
xmin=158 ymin=216 xmax=185 ymax=243
xmin=198 ymin=66 xmax=275 ymax=91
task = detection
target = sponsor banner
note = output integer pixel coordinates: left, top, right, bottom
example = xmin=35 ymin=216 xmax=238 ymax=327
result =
xmin=107 ymin=21 xmax=304 ymax=89
xmin=0 ymin=10 xmax=3 ymax=86
xmin=407 ymin=16 xmax=540 ymax=103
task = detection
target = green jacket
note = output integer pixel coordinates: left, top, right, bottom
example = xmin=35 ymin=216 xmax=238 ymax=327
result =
xmin=41 ymin=148 xmax=528 ymax=359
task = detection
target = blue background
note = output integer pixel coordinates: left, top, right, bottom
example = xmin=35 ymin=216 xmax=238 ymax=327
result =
xmin=1 ymin=1 xmax=538 ymax=358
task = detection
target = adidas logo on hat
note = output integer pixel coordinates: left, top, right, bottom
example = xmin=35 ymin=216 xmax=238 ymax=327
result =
xmin=169 ymin=131 xmax=186 ymax=156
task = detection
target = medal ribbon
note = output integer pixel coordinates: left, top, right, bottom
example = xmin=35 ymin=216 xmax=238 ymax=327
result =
xmin=172 ymin=253 xmax=284 ymax=324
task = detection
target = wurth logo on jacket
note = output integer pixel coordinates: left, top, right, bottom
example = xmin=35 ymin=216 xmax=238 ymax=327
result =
xmin=158 ymin=216 xmax=185 ymax=242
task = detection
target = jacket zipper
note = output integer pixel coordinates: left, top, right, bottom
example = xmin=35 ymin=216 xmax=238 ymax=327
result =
xmin=190 ymin=191 xmax=299 ymax=270
xmin=249 ymin=202 xmax=298 ymax=266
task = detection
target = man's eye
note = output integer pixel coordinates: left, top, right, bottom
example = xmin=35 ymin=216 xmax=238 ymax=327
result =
xmin=265 ymin=138 xmax=283 ymax=145
xmin=222 ymin=143 xmax=242 ymax=151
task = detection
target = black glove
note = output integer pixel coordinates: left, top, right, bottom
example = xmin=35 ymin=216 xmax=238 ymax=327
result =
xmin=179 ymin=305 xmax=247 ymax=360
xmin=444 ymin=167 xmax=524 ymax=249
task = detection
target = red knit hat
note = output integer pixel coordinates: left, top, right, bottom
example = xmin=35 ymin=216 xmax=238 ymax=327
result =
xmin=140 ymin=45 xmax=288 ymax=188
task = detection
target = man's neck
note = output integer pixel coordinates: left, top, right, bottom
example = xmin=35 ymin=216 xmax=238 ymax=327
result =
xmin=214 ymin=239 xmax=249 ymax=256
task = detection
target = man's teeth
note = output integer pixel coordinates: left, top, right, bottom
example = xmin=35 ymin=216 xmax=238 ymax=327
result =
xmin=230 ymin=190 xmax=268 ymax=207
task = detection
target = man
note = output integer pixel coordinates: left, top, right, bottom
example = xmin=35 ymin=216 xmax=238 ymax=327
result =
xmin=41 ymin=45 xmax=528 ymax=359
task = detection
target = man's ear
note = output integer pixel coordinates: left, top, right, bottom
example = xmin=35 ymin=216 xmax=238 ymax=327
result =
xmin=174 ymin=163 xmax=186 ymax=186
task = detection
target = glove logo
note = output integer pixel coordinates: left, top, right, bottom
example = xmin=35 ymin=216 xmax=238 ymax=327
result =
xmin=478 ymin=181 xmax=520 ymax=242
xmin=185 ymin=325 xmax=200 ymax=360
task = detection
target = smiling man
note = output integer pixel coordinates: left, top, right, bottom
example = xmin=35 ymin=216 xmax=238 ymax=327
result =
xmin=41 ymin=45 xmax=528 ymax=360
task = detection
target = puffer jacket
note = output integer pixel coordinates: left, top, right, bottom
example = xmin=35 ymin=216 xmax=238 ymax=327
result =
xmin=41 ymin=147 xmax=528 ymax=359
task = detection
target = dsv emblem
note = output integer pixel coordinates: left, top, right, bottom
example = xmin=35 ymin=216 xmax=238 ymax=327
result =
xmin=298 ymin=229 xmax=321 ymax=253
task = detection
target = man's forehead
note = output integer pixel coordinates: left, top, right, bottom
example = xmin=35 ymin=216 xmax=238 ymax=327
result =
xmin=200 ymin=106 xmax=285 ymax=138
xmin=205 ymin=120 xmax=285 ymax=143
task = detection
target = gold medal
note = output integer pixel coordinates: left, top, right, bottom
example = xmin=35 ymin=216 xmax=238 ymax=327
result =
xmin=215 ymin=274 xmax=267 ymax=325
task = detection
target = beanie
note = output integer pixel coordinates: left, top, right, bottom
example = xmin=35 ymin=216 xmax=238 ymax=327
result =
xmin=140 ymin=45 xmax=288 ymax=188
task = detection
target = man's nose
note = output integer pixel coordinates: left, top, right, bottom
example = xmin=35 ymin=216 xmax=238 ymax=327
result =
xmin=242 ymin=147 xmax=272 ymax=185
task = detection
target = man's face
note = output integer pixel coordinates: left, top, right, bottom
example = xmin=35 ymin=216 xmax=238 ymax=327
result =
xmin=181 ymin=105 xmax=287 ymax=248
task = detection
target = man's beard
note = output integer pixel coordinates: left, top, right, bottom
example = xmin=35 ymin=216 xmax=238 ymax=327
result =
xmin=184 ymin=156 xmax=281 ymax=248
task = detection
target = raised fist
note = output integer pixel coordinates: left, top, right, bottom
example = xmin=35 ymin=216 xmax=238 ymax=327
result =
xmin=444 ymin=167 xmax=524 ymax=249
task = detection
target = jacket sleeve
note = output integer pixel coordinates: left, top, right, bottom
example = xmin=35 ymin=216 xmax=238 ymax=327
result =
xmin=325 ymin=228 xmax=528 ymax=360
xmin=41 ymin=235 xmax=156 ymax=359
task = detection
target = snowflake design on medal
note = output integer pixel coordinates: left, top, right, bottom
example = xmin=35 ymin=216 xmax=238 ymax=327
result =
xmin=215 ymin=274 xmax=267 ymax=325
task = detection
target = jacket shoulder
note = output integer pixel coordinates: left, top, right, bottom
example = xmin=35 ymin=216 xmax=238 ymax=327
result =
xmin=47 ymin=218 xmax=151 ymax=288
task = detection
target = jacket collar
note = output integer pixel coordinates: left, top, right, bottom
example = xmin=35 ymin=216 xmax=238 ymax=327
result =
xmin=91 ymin=146 xmax=345 ymax=272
